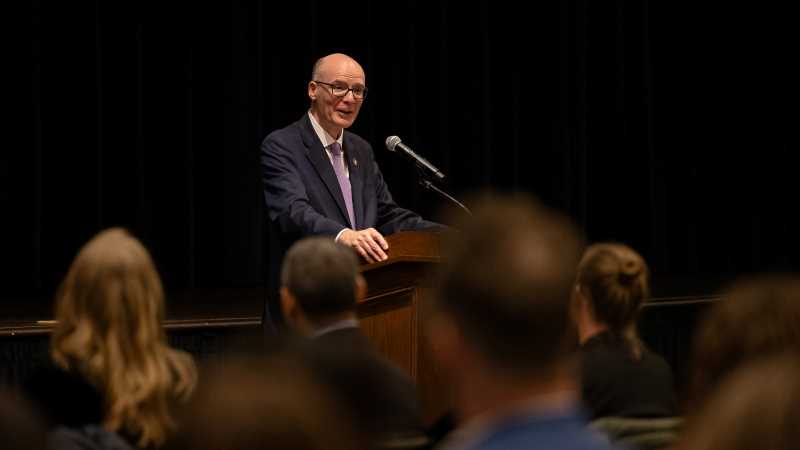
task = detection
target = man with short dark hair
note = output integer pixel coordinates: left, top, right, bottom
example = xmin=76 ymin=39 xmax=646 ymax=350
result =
xmin=428 ymin=194 xmax=615 ymax=450
xmin=280 ymin=237 xmax=427 ymax=449
xmin=279 ymin=236 xmax=365 ymax=336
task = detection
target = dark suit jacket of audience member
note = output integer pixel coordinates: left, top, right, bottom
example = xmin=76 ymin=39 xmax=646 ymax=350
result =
xmin=580 ymin=331 xmax=678 ymax=419
xmin=260 ymin=115 xmax=441 ymax=328
xmin=306 ymin=326 xmax=425 ymax=444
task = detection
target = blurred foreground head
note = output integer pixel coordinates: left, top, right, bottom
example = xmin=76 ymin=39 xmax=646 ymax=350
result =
xmin=677 ymin=354 xmax=800 ymax=450
xmin=166 ymin=355 xmax=361 ymax=450
xmin=0 ymin=390 xmax=47 ymax=450
xmin=690 ymin=274 xmax=800 ymax=404
xmin=430 ymin=193 xmax=583 ymax=377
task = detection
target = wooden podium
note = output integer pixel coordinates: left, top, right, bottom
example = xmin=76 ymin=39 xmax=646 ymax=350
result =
xmin=356 ymin=231 xmax=449 ymax=423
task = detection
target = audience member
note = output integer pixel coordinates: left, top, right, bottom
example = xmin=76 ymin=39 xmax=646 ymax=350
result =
xmin=427 ymin=194 xmax=614 ymax=450
xmin=676 ymin=354 xmax=800 ymax=450
xmin=25 ymin=228 xmax=197 ymax=449
xmin=689 ymin=274 xmax=800 ymax=406
xmin=164 ymin=356 xmax=362 ymax=450
xmin=572 ymin=243 xmax=677 ymax=419
xmin=280 ymin=236 xmax=427 ymax=449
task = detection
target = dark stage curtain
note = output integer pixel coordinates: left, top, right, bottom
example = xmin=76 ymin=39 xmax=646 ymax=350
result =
xmin=8 ymin=1 xmax=799 ymax=309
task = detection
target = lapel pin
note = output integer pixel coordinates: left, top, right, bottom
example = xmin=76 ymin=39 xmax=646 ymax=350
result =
xmin=353 ymin=158 xmax=358 ymax=167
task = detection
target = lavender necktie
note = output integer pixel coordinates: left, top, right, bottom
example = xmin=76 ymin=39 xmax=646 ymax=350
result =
xmin=329 ymin=142 xmax=355 ymax=228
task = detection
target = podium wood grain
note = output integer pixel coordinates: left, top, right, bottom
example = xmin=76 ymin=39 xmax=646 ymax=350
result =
xmin=357 ymin=231 xmax=450 ymax=423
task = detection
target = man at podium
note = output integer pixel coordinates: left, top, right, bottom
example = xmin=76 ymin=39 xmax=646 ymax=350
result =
xmin=260 ymin=53 xmax=440 ymax=330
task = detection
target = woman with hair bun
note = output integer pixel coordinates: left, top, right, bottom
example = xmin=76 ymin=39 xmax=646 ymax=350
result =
xmin=572 ymin=243 xmax=677 ymax=419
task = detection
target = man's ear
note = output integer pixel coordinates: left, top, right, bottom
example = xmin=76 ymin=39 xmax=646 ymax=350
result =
xmin=573 ymin=285 xmax=596 ymax=321
xmin=571 ymin=284 xmax=600 ymax=345
xmin=355 ymin=274 xmax=367 ymax=303
xmin=308 ymin=81 xmax=317 ymax=101
xmin=569 ymin=284 xmax=583 ymax=323
xmin=280 ymin=287 xmax=302 ymax=329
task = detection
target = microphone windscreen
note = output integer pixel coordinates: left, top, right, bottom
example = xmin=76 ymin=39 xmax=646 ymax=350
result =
xmin=385 ymin=135 xmax=402 ymax=152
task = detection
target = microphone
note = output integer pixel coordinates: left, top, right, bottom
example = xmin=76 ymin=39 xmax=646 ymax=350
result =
xmin=385 ymin=136 xmax=445 ymax=181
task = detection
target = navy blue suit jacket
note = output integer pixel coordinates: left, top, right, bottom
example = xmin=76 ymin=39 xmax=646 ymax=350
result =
xmin=260 ymin=114 xmax=439 ymax=327
xmin=261 ymin=114 xmax=437 ymax=238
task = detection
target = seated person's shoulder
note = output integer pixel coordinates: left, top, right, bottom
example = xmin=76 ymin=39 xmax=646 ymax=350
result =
xmin=23 ymin=364 xmax=104 ymax=428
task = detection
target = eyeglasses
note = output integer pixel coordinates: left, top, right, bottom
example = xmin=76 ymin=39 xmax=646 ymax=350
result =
xmin=313 ymin=80 xmax=368 ymax=101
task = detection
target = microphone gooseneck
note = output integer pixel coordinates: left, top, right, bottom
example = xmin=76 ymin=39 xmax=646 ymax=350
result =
xmin=384 ymin=136 xmax=445 ymax=181
xmin=385 ymin=135 xmax=471 ymax=216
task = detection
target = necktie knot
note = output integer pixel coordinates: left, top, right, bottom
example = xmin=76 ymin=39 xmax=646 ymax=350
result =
xmin=329 ymin=142 xmax=342 ymax=156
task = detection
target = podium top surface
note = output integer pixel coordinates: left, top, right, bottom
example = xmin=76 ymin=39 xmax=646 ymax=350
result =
xmin=359 ymin=231 xmax=442 ymax=272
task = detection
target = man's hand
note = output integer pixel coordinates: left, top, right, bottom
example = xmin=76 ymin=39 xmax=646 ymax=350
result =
xmin=338 ymin=228 xmax=389 ymax=263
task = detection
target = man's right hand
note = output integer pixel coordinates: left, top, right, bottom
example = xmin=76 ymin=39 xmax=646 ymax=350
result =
xmin=337 ymin=228 xmax=389 ymax=263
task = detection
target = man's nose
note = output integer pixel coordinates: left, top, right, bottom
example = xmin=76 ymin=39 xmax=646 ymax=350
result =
xmin=342 ymin=89 xmax=357 ymax=102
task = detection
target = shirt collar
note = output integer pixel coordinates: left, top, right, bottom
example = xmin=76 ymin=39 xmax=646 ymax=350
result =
xmin=311 ymin=317 xmax=359 ymax=339
xmin=308 ymin=110 xmax=344 ymax=149
xmin=437 ymin=390 xmax=580 ymax=450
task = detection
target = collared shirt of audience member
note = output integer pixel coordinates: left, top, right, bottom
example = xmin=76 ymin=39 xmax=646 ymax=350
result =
xmin=279 ymin=236 xmax=427 ymax=449
xmin=427 ymin=194 xmax=615 ymax=450
xmin=572 ymin=243 xmax=677 ymax=420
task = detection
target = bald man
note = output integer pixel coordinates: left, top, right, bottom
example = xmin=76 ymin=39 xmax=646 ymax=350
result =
xmin=261 ymin=53 xmax=441 ymax=330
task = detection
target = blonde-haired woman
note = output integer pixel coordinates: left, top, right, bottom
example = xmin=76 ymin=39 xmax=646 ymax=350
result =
xmin=30 ymin=228 xmax=196 ymax=448
xmin=572 ymin=243 xmax=676 ymax=419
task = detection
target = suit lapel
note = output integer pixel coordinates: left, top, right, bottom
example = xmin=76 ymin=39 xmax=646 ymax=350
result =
xmin=299 ymin=115 xmax=351 ymax=227
xmin=345 ymin=133 xmax=365 ymax=230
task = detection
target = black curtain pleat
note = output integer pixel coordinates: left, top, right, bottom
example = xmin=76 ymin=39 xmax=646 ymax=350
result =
xmin=8 ymin=0 xmax=799 ymax=308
